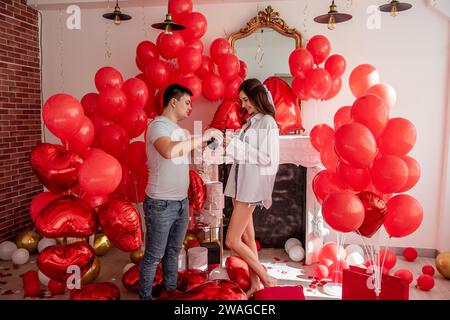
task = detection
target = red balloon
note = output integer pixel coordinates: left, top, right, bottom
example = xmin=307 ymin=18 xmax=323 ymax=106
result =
xmin=169 ymin=279 xmax=247 ymax=300
xmin=337 ymin=161 xmax=371 ymax=191
xmin=122 ymin=264 xmax=140 ymax=292
xmin=78 ymin=150 xmax=122 ymax=195
xmin=136 ymin=41 xmax=159 ymax=65
xmin=90 ymin=112 xmax=114 ymax=132
xmin=209 ymin=99 xmax=244 ymax=131
xmin=224 ymin=77 xmax=243 ymax=100
xmin=177 ymin=47 xmax=202 ymax=73
xmin=380 ymin=249 xmax=397 ymax=270
xmin=217 ymin=54 xmax=240 ymax=81
xmin=80 ymin=193 xmax=109 ymax=209
xmin=349 ymin=64 xmax=380 ymax=98
xmin=37 ymin=241 xmax=95 ymax=283
xmin=98 ymin=199 xmax=142 ymax=252
xmin=398 ymin=156 xmax=421 ymax=192
xmin=35 ymin=195 xmax=97 ymax=238
xmin=95 ymin=66 xmax=124 ymax=91
xmin=122 ymin=78 xmax=149 ymax=109
xmin=320 ymin=140 xmax=339 ymax=172
xmin=351 ymin=94 xmax=388 ymax=138
xmin=188 ymin=170 xmax=206 ymax=211
xmin=210 ymin=38 xmax=232 ymax=62
xmin=416 ymin=274 xmax=434 ymax=291
xmin=176 ymin=73 xmax=202 ymax=101
xmin=43 ymin=94 xmax=85 ymax=141
xmin=112 ymin=163 xmax=134 ymax=202
xmin=356 ymin=191 xmax=387 ymax=238
xmin=123 ymin=141 xmax=147 ymax=172
xmin=394 ymin=269 xmax=413 ymax=284
xmin=225 ymin=256 xmax=250 ymax=291
xmin=97 ymin=87 xmax=128 ymax=119
xmin=334 ymin=123 xmax=377 ymax=169
xmin=318 ymin=242 xmax=347 ymax=263
xmin=371 ymin=155 xmax=408 ymax=194
xmin=314 ymin=264 xmax=329 ymax=280
xmin=180 ymin=12 xmax=207 ymax=42
xmin=289 ymin=48 xmax=314 ymax=79
xmin=145 ymin=58 xmax=170 ymax=88
xmin=328 ymin=259 xmax=350 ymax=284
xmin=384 ymin=195 xmax=423 ymax=238
xmin=310 ymin=124 xmax=334 ymax=152
xmin=322 ymin=191 xmax=365 ymax=233
xmin=239 ymin=60 xmax=247 ymax=79
xmin=403 ymin=247 xmax=417 ymax=261
xmin=169 ymin=0 xmax=193 ymax=21
xmin=291 ymin=77 xmax=310 ymax=101
xmin=325 ymin=54 xmax=346 ymax=79
xmin=30 ymin=192 xmax=58 ymax=222
xmin=80 ymin=93 xmax=98 ymax=117
xmin=96 ymin=124 xmax=130 ymax=159
xmin=186 ymin=39 xmax=204 ymax=54
xmin=31 ymin=143 xmax=83 ymax=194
xmin=306 ymin=68 xmax=332 ymax=100
xmin=378 ymin=118 xmax=416 ymax=157
xmin=324 ymin=77 xmax=342 ymax=100
xmin=48 ymin=280 xmax=66 ymax=295
xmin=422 ymin=265 xmax=435 ymax=276
xmin=264 ymin=76 xmax=304 ymax=133
xmin=333 ymin=106 xmax=352 ymax=130
xmin=312 ymin=169 xmax=347 ymax=204
xmin=119 ymin=107 xmax=148 ymax=139
xmin=70 ymin=282 xmax=121 ymax=300
xmin=202 ymin=73 xmax=224 ymax=101
xmin=157 ymin=31 xmax=185 ymax=60
xmin=66 ymin=116 xmax=95 ymax=154
xmin=144 ymin=88 xmax=164 ymax=119
xmin=136 ymin=56 xmax=146 ymax=72
xmin=177 ymin=269 xmax=209 ymax=292
xmin=196 ymin=55 xmax=215 ymax=79
xmin=366 ymin=83 xmax=397 ymax=109
xmin=306 ymin=35 xmax=331 ymax=65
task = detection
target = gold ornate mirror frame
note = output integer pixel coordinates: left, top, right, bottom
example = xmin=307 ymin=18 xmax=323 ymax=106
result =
xmin=228 ymin=5 xmax=303 ymax=52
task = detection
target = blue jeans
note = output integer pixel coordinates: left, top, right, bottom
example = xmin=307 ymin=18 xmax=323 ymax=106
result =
xmin=139 ymin=196 xmax=189 ymax=300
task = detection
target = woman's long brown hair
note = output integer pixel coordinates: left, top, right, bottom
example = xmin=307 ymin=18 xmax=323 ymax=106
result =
xmin=238 ymin=78 xmax=276 ymax=117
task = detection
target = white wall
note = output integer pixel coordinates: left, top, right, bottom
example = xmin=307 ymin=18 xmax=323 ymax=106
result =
xmin=38 ymin=0 xmax=450 ymax=251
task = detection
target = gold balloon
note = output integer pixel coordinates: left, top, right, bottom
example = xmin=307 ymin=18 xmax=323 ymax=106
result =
xmin=15 ymin=230 xmax=41 ymax=254
xmin=93 ymin=233 xmax=112 ymax=256
xmin=81 ymin=256 xmax=101 ymax=285
xmin=436 ymin=252 xmax=450 ymax=279
xmin=130 ymin=247 xmax=144 ymax=264
xmin=183 ymin=233 xmax=199 ymax=248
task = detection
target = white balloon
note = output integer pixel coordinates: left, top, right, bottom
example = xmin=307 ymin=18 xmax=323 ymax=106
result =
xmin=208 ymin=267 xmax=230 ymax=281
xmin=346 ymin=251 xmax=365 ymax=266
xmin=11 ymin=248 xmax=30 ymax=265
xmin=288 ymin=245 xmax=305 ymax=262
xmin=285 ymin=238 xmax=302 ymax=253
xmin=38 ymin=238 xmax=57 ymax=253
xmin=38 ymin=270 xmax=50 ymax=286
xmin=123 ymin=263 xmax=135 ymax=274
xmin=0 ymin=241 xmax=17 ymax=260
xmin=345 ymin=244 xmax=365 ymax=257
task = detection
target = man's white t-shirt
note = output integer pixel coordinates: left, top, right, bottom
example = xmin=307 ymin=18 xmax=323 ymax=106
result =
xmin=145 ymin=116 xmax=190 ymax=201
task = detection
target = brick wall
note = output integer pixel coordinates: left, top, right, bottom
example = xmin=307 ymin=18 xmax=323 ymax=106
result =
xmin=0 ymin=0 xmax=42 ymax=242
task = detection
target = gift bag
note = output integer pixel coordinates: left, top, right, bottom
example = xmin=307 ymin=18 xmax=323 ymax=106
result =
xmin=253 ymin=285 xmax=305 ymax=300
xmin=342 ymin=266 xmax=409 ymax=300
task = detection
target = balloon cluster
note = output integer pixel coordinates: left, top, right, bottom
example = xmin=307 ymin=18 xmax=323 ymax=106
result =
xmin=290 ymin=35 xmax=345 ymax=101
xmin=311 ymin=63 xmax=423 ymax=240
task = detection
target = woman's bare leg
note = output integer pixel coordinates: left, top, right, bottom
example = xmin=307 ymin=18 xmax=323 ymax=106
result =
xmin=241 ymin=215 xmax=263 ymax=298
xmin=225 ymin=200 xmax=277 ymax=288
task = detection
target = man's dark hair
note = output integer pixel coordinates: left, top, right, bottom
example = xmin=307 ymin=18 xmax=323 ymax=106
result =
xmin=163 ymin=84 xmax=193 ymax=108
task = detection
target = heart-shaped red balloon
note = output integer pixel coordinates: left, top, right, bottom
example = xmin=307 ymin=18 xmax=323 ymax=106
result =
xmin=177 ymin=269 xmax=208 ymax=292
xmin=225 ymin=256 xmax=250 ymax=291
xmin=97 ymin=199 xmax=143 ymax=252
xmin=30 ymin=143 xmax=83 ymax=194
xmin=356 ymin=191 xmax=388 ymax=238
xmin=264 ymin=76 xmax=304 ymax=134
xmin=209 ymin=99 xmax=245 ymax=131
xmin=122 ymin=263 xmax=164 ymax=296
xmin=70 ymin=282 xmax=120 ymax=300
xmin=169 ymin=279 xmax=247 ymax=300
xmin=37 ymin=241 xmax=95 ymax=283
xmin=35 ymin=195 xmax=98 ymax=238
xmin=188 ymin=170 xmax=206 ymax=211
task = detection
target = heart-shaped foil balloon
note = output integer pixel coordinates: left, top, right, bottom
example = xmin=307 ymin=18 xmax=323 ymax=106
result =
xmin=177 ymin=269 xmax=208 ymax=292
xmin=356 ymin=191 xmax=388 ymax=238
xmin=188 ymin=170 xmax=206 ymax=211
xmin=35 ymin=195 xmax=98 ymax=238
xmin=169 ymin=279 xmax=247 ymax=300
xmin=30 ymin=143 xmax=83 ymax=194
xmin=97 ymin=199 xmax=143 ymax=252
xmin=225 ymin=256 xmax=250 ymax=291
xmin=264 ymin=76 xmax=304 ymax=134
xmin=122 ymin=263 xmax=164 ymax=296
xmin=70 ymin=282 xmax=120 ymax=300
xmin=37 ymin=241 xmax=95 ymax=283
xmin=209 ymin=99 xmax=245 ymax=131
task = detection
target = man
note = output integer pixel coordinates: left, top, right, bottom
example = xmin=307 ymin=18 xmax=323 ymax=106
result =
xmin=139 ymin=84 xmax=222 ymax=300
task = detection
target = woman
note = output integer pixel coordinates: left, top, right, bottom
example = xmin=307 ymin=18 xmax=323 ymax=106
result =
xmin=224 ymin=78 xmax=280 ymax=298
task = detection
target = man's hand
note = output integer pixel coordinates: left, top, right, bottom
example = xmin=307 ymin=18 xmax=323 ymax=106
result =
xmin=203 ymin=128 xmax=224 ymax=145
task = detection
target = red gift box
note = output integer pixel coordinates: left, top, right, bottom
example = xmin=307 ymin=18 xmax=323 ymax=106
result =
xmin=342 ymin=266 xmax=409 ymax=300
xmin=253 ymin=285 xmax=305 ymax=300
